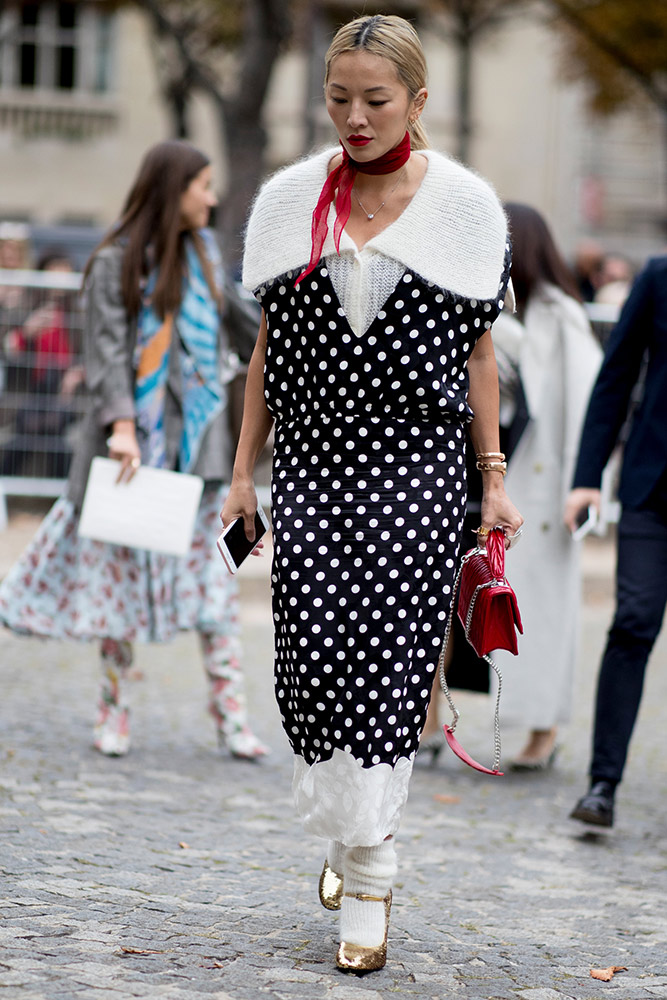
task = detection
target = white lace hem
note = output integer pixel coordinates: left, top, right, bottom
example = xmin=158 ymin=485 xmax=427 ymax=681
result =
xmin=292 ymin=748 xmax=415 ymax=847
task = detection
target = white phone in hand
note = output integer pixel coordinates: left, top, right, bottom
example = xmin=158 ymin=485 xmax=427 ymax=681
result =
xmin=217 ymin=507 xmax=270 ymax=574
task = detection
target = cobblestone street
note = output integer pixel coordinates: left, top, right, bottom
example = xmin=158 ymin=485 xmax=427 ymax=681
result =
xmin=1 ymin=503 xmax=666 ymax=999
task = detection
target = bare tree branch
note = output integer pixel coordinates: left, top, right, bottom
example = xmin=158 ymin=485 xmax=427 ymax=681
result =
xmin=430 ymin=0 xmax=530 ymax=42
xmin=135 ymin=0 xmax=226 ymax=113
xmin=427 ymin=0 xmax=530 ymax=162
xmin=134 ymin=0 xmax=291 ymax=268
xmin=234 ymin=0 xmax=290 ymax=119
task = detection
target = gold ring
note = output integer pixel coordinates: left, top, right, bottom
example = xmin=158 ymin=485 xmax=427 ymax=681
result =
xmin=475 ymin=526 xmax=490 ymax=537
xmin=131 ymin=458 xmax=140 ymax=469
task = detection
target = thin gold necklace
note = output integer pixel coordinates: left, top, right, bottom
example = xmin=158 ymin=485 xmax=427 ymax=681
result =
xmin=353 ymin=167 xmax=406 ymax=221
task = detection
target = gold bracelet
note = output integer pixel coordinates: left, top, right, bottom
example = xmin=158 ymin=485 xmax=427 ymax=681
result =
xmin=476 ymin=460 xmax=507 ymax=475
xmin=476 ymin=451 xmax=505 ymax=461
xmin=477 ymin=461 xmax=507 ymax=473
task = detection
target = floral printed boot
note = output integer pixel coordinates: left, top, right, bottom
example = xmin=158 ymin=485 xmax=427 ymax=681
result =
xmin=94 ymin=639 xmax=132 ymax=756
xmin=200 ymin=631 xmax=270 ymax=760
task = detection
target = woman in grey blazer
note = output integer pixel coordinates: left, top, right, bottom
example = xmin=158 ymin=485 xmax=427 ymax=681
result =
xmin=0 ymin=140 xmax=269 ymax=761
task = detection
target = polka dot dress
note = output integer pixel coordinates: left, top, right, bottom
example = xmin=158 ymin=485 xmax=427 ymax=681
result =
xmin=255 ymin=256 xmax=509 ymax=844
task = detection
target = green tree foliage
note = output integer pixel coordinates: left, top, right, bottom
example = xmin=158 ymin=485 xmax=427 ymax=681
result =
xmin=547 ymin=0 xmax=667 ymax=115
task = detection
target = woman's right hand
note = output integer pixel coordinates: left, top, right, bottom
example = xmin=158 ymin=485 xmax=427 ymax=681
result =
xmin=221 ymin=479 xmax=264 ymax=551
xmin=107 ymin=419 xmax=141 ymax=483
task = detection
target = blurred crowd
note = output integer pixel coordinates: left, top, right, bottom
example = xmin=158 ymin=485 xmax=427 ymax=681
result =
xmin=0 ymin=222 xmax=85 ymax=480
xmin=573 ymin=237 xmax=634 ymax=308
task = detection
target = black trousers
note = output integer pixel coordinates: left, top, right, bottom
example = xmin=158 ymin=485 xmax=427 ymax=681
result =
xmin=590 ymin=504 xmax=667 ymax=784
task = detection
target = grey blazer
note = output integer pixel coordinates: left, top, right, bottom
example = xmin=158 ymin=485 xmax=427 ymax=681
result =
xmin=67 ymin=244 xmax=233 ymax=509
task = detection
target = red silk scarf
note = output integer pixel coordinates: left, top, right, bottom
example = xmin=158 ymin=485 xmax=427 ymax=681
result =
xmin=294 ymin=130 xmax=411 ymax=287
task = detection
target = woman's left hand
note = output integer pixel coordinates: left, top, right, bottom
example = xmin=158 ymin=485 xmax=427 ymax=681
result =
xmin=479 ymin=483 xmax=524 ymax=549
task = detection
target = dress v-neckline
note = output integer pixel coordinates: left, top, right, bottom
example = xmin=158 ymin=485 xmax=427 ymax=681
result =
xmin=319 ymin=263 xmax=407 ymax=342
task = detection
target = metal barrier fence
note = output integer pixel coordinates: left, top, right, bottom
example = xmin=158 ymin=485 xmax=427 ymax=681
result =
xmin=0 ymin=268 xmax=85 ymax=526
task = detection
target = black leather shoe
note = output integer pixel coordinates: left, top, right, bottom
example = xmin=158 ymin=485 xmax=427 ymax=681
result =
xmin=569 ymin=780 xmax=615 ymax=828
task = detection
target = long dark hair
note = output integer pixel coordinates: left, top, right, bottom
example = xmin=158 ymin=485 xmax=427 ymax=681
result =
xmin=504 ymin=202 xmax=581 ymax=315
xmin=86 ymin=140 xmax=217 ymax=319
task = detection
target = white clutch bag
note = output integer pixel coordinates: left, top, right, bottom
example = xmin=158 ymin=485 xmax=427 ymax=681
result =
xmin=78 ymin=457 xmax=204 ymax=557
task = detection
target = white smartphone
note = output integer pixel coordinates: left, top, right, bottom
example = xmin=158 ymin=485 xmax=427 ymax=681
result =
xmin=572 ymin=504 xmax=598 ymax=541
xmin=217 ymin=507 xmax=270 ymax=574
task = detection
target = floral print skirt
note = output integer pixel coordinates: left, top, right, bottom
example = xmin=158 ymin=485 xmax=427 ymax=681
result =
xmin=0 ymin=484 xmax=238 ymax=643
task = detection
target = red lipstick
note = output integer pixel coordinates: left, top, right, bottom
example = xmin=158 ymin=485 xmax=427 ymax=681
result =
xmin=347 ymin=135 xmax=372 ymax=146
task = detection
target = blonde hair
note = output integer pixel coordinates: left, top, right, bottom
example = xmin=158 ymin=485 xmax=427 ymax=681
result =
xmin=324 ymin=14 xmax=429 ymax=151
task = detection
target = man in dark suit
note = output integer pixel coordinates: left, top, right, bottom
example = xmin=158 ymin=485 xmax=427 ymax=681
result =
xmin=565 ymin=254 xmax=667 ymax=828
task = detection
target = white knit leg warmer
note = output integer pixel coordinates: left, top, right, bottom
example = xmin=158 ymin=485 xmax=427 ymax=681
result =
xmin=340 ymin=841 xmax=397 ymax=947
xmin=327 ymin=840 xmax=345 ymax=877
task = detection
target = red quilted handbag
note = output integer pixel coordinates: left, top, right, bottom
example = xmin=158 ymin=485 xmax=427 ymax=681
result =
xmin=457 ymin=527 xmax=523 ymax=656
xmin=437 ymin=528 xmax=523 ymax=776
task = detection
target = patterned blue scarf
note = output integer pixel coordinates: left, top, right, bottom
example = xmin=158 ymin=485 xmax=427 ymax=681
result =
xmin=134 ymin=232 xmax=223 ymax=473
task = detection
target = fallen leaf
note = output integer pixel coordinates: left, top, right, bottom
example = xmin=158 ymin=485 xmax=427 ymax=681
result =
xmin=179 ymin=841 xmax=190 ymax=849
xmin=120 ymin=946 xmax=164 ymax=955
xmin=201 ymin=960 xmax=225 ymax=968
xmin=590 ymin=966 xmax=628 ymax=982
xmin=433 ymin=794 xmax=461 ymax=804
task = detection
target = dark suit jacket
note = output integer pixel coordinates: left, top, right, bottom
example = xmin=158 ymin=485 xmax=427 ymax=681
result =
xmin=572 ymin=255 xmax=667 ymax=508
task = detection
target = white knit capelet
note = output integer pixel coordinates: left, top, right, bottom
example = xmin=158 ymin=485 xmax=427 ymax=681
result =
xmin=242 ymin=147 xmax=509 ymax=303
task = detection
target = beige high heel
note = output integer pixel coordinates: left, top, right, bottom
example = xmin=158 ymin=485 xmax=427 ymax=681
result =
xmin=509 ymin=727 xmax=559 ymax=771
xmin=336 ymin=890 xmax=392 ymax=972
xmin=318 ymin=859 xmax=343 ymax=910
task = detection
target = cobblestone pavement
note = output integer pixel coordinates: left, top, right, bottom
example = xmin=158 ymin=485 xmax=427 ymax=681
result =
xmin=1 ymin=505 xmax=666 ymax=999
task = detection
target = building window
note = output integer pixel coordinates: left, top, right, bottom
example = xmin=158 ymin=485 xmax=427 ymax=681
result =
xmin=0 ymin=1 xmax=115 ymax=94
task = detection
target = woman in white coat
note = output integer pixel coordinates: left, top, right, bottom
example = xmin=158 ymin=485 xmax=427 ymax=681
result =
xmin=494 ymin=203 xmax=602 ymax=768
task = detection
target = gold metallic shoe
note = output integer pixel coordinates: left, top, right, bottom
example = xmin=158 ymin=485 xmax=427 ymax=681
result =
xmin=318 ymin=859 xmax=343 ymax=911
xmin=335 ymin=890 xmax=392 ymax=973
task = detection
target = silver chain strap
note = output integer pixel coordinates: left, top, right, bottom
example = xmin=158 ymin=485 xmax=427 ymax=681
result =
xmin=437 ymin=546 xmax=504 ymax=774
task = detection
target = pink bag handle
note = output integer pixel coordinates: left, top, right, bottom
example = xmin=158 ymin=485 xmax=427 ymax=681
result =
xmin=485 ymin=527 xmax=505 ymax=578
xmin=443 ymin=725 xmax=504 ymax=776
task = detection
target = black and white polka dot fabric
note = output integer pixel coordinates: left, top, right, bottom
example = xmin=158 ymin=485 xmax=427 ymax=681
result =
xmin=254 ymin=253 xmax=510 ymax=843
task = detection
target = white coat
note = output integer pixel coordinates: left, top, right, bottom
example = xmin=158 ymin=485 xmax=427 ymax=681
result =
xmin=494 ymin=284 xmax=602 ymax=729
